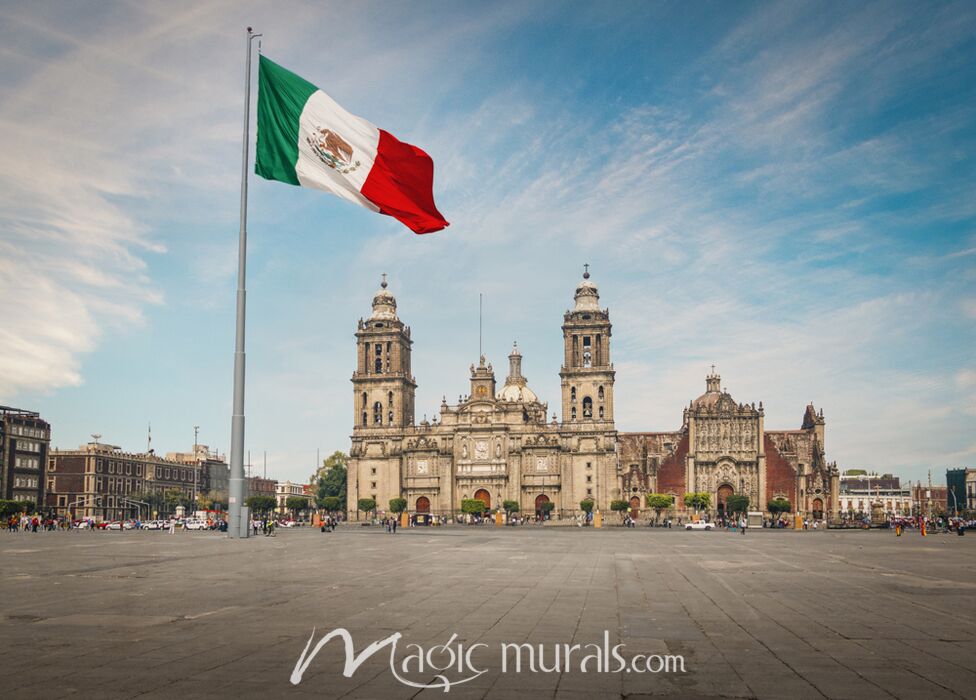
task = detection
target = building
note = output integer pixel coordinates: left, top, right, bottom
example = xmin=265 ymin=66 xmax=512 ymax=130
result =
xmin=910 ymin=483 xmax=948 ymax=517
xmin=0 ymin=406 xmax=51 ymax=509
xmin=247 ymin=475 xmax=277 ymax=499
xmin=347 ymin=271 xmax=840 ymax=521
xmin=166 ymin=445 xmax=229 ymax=506
xmin=48 ymin=442 xmax=200 ymax=521
xmin=838 ymin=472 xmax=911 ymax=516
xmin=946 ymin=468 xmax=976 ymax=514
xmin=275 ymin=480 xmax=313 ymax=514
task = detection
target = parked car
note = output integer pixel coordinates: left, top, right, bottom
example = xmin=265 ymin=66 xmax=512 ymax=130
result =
xmin=105 ymin=521 xmax=122 ymax=530
xmin=685 ymin=521 xmax=714 ymax=531
xmin=184 ymin=519 xmax=208 ymax=530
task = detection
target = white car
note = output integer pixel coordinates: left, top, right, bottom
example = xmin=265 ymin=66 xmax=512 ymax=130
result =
xmin=685 ymin=521 xmax=714 ymax=531
xmin=184 ymin=519 xmax=208 ymax=530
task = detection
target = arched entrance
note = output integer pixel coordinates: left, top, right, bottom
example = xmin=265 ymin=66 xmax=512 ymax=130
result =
xmin=717 ymin=484 xmax=734 ymax=518
xmin=474 ymin=489 xmax=491 ymax=510
xmin=812 ymin=498 xmax=824 ymax=521
xmin=629 ymin=496 xmax=641 ymax=519
xmin=415 ymin=496 xmax=430 ymax=513
xmin=535 ymin=494 xmax=550 ymax=519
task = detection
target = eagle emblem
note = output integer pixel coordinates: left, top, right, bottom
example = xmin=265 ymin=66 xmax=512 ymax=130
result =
xmin=306 ymin=127 xmax=362 ymax=174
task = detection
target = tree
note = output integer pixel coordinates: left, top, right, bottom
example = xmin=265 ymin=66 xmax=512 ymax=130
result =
xmin=319 ymin=495 xmax=341 ymax=513
xmin=245 ymin=495 xmax=276 ymax=515
xmin=17 ymin=500 xmax=36 ymax=514
xmin=163 ymin=488 xmax=190 ymax=514
xmin=683 ymin=492 xmax=711 ymax=512
xmin=540 ymin=501 xmax=555 ymax=514
xmin=388 ymin=497 xmax=407 ymax=514
xmin=0 ymin=500 xmax=21 ymax=518
xmin=646 ymin=493 xmax=674 ymax=523
xmin=357 ymin=498 xmax=377 ymax=518
xmin=767 ymin=498 xmax=792 ymax=521
xmin=726 ymin=495 xmax=750 ymax=517
xmin=502 ymin=500 xmax=520 ymax=514
xmin=610 ymin=500 xmax=629 ymax=523
xmin=286 ymin=496 xmax=309 ymax=517
xmin=461 ymin=499 xmax=487 ymax=515
xmin=315 ymin=452 xmax=348 ymax=509
xmin=196 ymin=493 xmax=214 ymax=511
xmin=579 ymin=498 xmax=595 ymax=513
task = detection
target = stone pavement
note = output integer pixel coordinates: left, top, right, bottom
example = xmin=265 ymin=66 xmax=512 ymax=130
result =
xmin=2 ymin=525 xmax=975 ymax=699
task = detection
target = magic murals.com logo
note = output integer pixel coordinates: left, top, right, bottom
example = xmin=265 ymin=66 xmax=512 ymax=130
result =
xmin=291 ymin=628 xmax=687 ymax=691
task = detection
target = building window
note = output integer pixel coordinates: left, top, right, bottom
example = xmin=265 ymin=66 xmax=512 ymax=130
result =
xmin=388 ymin=391 xmax=394 ymax=407
xmin=586 ymin=462 xmax=592 ymax=469
xmin=371 ymin=467 xmax=377 ymax=475
xmin=586 ymin=475 xmax=592 ymax=483
xmin=586 ymin=488 xmax=593 ymax=496
xmin=362 ymin=392 xmax=368 ymax=409
xmin=373 ymin=402 xmax=383 ymax=425
xmin=599 ymin=405 xmax=604 ymax=419
xmin=571 ymin=386 xmax=576 ymax=402
xmin=371 ymin=481 xmax=377 ymax=490
xmin=582 ymin=396 xmax=593 ymax=418
xmin=386 ymin=342 xmax=392 ymax=371
xmin=571 ymin=406 xmax=577 ymax=421
xmin=388 ymin=411 xmax=394 ymax=425
xmin=598 ymin=386 xmax=604 ymax=401
xmin=362 ymin=412 xmax=368 ymax=427
xmin=583 ymin=336 xmax=592 ymax=367
xmin=374 ymin=343 xmax=383 ymax=373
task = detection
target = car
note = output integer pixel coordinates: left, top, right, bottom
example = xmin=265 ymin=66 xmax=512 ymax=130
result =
xmin=685 ymin=521 xmax=714 ymax=531
xmin=184 ymin=519 xmax=208 ymax=530
xmin=105 ymin=521 xmax=122 ymax=530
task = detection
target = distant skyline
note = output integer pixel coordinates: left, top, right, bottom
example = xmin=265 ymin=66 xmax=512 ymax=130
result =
xmin=1 ymin=1 xmax=973 ymax=483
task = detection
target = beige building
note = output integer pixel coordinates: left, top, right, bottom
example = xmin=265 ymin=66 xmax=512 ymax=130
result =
xmin=347 ymin=271 xmax=840 ymax=522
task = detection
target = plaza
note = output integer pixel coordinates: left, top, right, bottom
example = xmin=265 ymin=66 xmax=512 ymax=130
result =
xmin=3 ymin=526 xmax=975 ymax=699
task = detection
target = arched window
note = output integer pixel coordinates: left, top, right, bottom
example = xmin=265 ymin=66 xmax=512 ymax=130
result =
xmin=374 ymin=343 xmax=383 ymax=373
xmin=362 ymin=412 xmax=367 ymax=426
xmin=388 ymin=411 xmax=394 ymax=425
xmin=388 ymin=391 xmax=394 ymax=406
xmin=582 ymin=396 xmax=593 ymax=418
xmin=598 ymin=386 xmax=604 ymax=401
xmin=362 ymin=392 xmax=368 ymax=409
xmin=599 ymin=405 xmax=604 ymax=419
xmin=571 ymin=386 xmax=576 ymax=402
xmin=571 ymin=406 xmax=577 ymax=421
xmin=583 ymin=350 xmax=592 ymax=368
xmin=373 ymin=402 xmax=383 ymax=425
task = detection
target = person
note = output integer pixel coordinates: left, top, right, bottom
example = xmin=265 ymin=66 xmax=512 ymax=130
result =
xmin=391 ymin=517 xmax=398 ymax=534
xmin=740 ymin=517 xmax=746 ymax=535
xmin=168 ymin=518 xmax=176 ymax=535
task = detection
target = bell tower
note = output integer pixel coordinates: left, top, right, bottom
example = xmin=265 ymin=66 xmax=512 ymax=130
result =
xmin=560 ymin=265 xmax=614 ymax=425
xmin=352 ymin=275 xmax=416 ymax=431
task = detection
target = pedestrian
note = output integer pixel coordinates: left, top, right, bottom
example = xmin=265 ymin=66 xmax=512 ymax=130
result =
xmin=740 ymin=517 xmax=746 ymax=535
xmin=392 ymin=517 xmax=398 ymax=534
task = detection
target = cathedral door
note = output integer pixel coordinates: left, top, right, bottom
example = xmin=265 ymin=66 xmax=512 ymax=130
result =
xmin=416 ymin=496 xmax=430 ymax=513
xmin=535 ymin=494 xmax=550 ymax=519
xmin=812 ymin=498 xmax=824 ymax=520
xmin=474 ymin=489 xmax=491 ymax=511
xmin=629 ymin=496 xmax=641 ymax=519
xmin=717 ymin=484 xmax=734 ymax=518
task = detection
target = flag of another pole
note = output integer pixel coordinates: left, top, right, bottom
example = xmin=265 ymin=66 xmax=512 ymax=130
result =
xmin=255 ymin=56 xmax=448 ymax=234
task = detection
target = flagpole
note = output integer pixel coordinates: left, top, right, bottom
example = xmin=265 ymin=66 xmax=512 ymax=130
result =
xmin=229 ymin=26 xmax=261 ymax=538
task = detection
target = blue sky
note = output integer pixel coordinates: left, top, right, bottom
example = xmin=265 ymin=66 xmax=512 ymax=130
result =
xmin=1 ymin=0 xmax=973 ymax=484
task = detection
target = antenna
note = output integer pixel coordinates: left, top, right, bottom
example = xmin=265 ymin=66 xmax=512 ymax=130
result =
xmin=479 ymin=292 xmax=483 ymax=359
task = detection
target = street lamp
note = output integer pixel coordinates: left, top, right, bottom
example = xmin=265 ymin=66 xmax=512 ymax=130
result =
xmin=193 ymin=425 xmax=200 ymax=512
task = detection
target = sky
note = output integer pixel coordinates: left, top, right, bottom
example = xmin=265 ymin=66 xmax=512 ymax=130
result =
xmin=0 ymin=0 xmax=974 ymax=485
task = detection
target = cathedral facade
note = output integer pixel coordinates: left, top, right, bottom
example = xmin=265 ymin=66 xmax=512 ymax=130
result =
xmin=346 ymin=271 xmax=840 ymax=521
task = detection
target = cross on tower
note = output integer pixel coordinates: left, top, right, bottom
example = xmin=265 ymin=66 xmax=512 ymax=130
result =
xmin=381 ymin=272 xmax=388 ymax=289
xmin=583 ymin=263 xmax=590 ymax=279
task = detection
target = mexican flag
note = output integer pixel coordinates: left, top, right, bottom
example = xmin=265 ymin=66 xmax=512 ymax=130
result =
xmin=255 ymin=56 xmax=449 ymax=234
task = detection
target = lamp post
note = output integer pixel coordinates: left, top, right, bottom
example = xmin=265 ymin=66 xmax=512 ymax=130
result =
xmin=193 ymin=425 xmax=200 ymax=513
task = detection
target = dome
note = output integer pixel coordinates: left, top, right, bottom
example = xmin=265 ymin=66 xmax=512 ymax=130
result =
xmin=497 ymin=341 xmax=539 ymax=403
xmin=369 ymin=274 xmax=398 ymax=321
xmin=497 ymin=383 xmax=539 ymax=403
xmin=692 ymin=369 xmax=729 ymax=409
xmin=574 ymin=265 xmax=600 ymax=311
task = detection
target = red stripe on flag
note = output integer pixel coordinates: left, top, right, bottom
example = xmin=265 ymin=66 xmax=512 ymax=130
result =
xmin=360 ymin=129 xmax=449 ymax=234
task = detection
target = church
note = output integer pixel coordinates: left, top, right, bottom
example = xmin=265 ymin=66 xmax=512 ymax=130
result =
xmin=346 ymin=270 xmax=840 ymax=522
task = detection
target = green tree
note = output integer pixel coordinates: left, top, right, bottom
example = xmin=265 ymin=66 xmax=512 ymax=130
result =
xmin=357 ymin=498 xmax=377 ymax=518
xmin=319 ymin=495 xmax=341 ymax=512
xmin=767 ymin=498 xmax=792 ymax=521
xmin=163 ymin=488 xmax=190 ymax=514
xmin=245 ymin=495 xmax=276 ymax=515
xmin=540 ymin=501 xmax=555 ymax=514
xmin=315 ymin=452 xmax=348 ymax=509
xmin=683 ymin=492 xmax=711 ymax=512
xmin=725 ymin=494 xmax=750 ymax=516
xmin=461 ymin=499 xmax=486 ymax=515
xmin=610 ymin=500 xmax=629 ymax=523
xmin=502 ymin=500 xmax=520 ymax=515
xmin=286 ymin=496 xmax=309 ymax=517
xmin=579 ymin=498 xmax=595 ymax=513
xmin=17 ymin=500 xmax=36 ymax=514
xmin=388 ymin=497 xmax=407 ymax=514
xmin=646 ymin=493 xmax=674 ymax=522
xmin=0 ymin=500 xmax=21 ymax=518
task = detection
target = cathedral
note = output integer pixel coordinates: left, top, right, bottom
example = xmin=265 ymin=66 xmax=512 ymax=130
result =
xmin=347 ymin=270 xmax=840 ymax=522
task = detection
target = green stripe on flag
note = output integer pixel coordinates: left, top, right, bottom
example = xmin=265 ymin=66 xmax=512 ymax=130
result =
xmin=255 ymin=56 xmax=318 ymax=186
